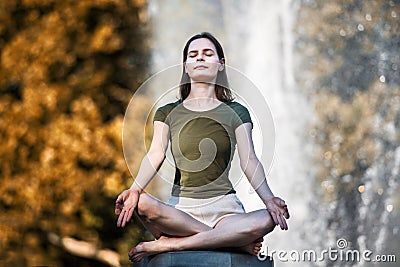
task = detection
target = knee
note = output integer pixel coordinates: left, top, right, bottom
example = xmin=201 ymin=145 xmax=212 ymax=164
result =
xmin=247 ymin=210 xmax=276 ymax=237
xmin=137 ymin=193 xmax=159 ymax=220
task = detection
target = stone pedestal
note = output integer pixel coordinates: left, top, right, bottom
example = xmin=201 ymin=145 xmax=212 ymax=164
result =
xmin=133 ymin=251 xmax=273 ymax=267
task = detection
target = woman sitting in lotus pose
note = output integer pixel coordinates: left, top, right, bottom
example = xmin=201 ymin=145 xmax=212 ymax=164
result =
xmin=115 ymin=32 xmax=290 ymax=263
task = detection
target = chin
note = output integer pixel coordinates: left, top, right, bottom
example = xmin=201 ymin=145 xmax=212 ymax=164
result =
xmin=190 ymin=75 xmax=218 ymax=84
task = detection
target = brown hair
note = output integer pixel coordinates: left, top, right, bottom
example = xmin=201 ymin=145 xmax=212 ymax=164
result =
xmin=179 ymin=32 xmax=234 ymax=102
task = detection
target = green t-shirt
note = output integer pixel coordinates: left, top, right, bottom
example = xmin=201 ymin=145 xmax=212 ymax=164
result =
xmin=153 ymin=100 xmax=252 ymax=198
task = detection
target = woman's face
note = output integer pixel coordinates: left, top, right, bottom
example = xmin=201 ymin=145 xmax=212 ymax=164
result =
xmin=185 ymin=38 xmax=224 ymax=83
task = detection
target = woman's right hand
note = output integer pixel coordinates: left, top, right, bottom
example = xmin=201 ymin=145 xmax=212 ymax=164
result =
xmin=115 ymin=189 xmax=140 ymax=228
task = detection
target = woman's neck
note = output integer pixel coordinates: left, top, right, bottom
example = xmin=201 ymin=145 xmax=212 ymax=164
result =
xmin=183 ymin=82 xmax=221 ymax=110
xmin=186 ymin=82 xmax=216 ymax=100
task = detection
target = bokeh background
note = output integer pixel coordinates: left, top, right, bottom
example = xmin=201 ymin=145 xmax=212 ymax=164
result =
xmin=0 ymin=0 xmax=398 ymax=266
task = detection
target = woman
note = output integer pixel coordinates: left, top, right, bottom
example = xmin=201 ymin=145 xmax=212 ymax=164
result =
xmin=115 ymin=32 xmax=290 ymax=263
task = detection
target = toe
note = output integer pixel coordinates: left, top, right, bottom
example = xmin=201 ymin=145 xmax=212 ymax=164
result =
xmin=133 ymin=253 xmax=145 ymax=262
xmin=128 ymin=247 xmax=136 ymax=258
xmin=256 ymin=237 xmax=264 ymax=242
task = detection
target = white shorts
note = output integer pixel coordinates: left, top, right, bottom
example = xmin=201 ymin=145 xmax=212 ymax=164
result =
xmin=167 ymin=193 xmax=246 ymax=228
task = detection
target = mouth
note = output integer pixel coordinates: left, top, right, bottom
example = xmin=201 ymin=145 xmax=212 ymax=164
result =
xmin=194 ymin=65 xmax=208 ymax=69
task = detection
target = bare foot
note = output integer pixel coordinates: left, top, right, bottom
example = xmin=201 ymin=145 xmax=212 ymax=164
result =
xmin=128 ymin=237 xmax=178 ymax=262
xmin=239 ymin=237 xmax=264 ymax=256
xmin=128 ymin=236 xmax=264 ymax=261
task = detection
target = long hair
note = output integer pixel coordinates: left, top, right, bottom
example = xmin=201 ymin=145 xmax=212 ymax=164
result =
xmin=179 ymin=32 xmax=234 ymax=102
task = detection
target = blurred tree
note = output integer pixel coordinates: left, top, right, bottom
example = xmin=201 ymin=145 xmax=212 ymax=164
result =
xmin=296 ymin=0 xmax=400 ymax=262
xmin=0 ymin=0 xmax=151 ymax=266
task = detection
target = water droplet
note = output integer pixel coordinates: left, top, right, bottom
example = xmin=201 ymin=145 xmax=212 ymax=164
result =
xmin=357 ymin=24 xmax=364 ymax=31
xmin=388 ymin=179 xmax=396 ymax=187
xmin=386 ymin=204 xmax=393 ymax=213
xmin=358 ymin=185 xmax=365 ymax=193
xmin=339 ymin=29 xmax=346 ymax=36
xmin=392 ymin=11 xmax=397 ymax=18
xmin=365 ymin=14 xmax=372 ymax=21
xmin=324 ymin=151 xmax=332 ymax=159
xmin=342 ymin=175 xmax=352 ymax=183
xmin=377 ymin=188 xmax=384 ymax=195
xmin=379 ymin=75 xmax=386 ymax=83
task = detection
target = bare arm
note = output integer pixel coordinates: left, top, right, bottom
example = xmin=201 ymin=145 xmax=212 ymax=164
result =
xmin=129 ymin=121 xmax=170 ymax=193
xmin=235 ymin=123 xmax=290 ymax=230
xmin=115 ymin=121 xmax=169 ymax=227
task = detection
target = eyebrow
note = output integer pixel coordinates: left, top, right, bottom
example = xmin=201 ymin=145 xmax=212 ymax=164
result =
xmin=188 ymin=48 xmax=215 ymax=54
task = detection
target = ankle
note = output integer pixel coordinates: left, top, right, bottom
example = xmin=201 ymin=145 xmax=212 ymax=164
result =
xmin=172 ymin=239 xmax=185 ymax=251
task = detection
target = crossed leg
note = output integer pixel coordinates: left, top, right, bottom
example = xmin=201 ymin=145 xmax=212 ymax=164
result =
xmin=134 ymin=193 xmax=212 ymax=238
xmin=130 ymin=193 xmax=275 ymax=262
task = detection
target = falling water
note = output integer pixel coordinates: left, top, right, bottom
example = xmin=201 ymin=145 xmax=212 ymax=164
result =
xmin=234 ymin=0 xmax=313 ymax=257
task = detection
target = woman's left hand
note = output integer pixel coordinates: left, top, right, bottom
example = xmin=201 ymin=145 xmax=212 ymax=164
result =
xmin=264 ymin=197 xmax=290 ymax=230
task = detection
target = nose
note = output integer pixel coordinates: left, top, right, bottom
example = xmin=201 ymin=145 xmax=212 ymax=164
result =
xmin=196 ymin=52 xmax=205 ymax=61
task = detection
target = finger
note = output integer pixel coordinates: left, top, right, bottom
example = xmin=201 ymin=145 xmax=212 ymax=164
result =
xmin=273 ymin=197 xmax=283 ymax=206
xmin=277 ymin=214 xmax=285 ymax=230
xmin=278 ymin=207 xmax=288 ymax=219
xmin=281 ymin=214 xmax=289 ymax=230
xmin=121 ymin=208 xmax=131 ymax=227
xmin=279 ymin=214 xmax=288 ymax=230
xmin=128 ymin=248 xmax=135 ymax=258
xmin=127 ymin=207 xmax=135 ymax=224
xmin=115 ymin=198 xmax=123 ymax=215
xmin=115 ymin=202 xmax=123 ymax=215
xmin=281 ymin=204 xmax=290 ymax=219
xmin=117 ymin=210 xmax=125 ymax=227
xmin=282 ymin=215 xmax=288 ymax=230
xmin=115 ymin=207 xmax=121 ymax=215
xmin=276 ymin=204 xmax=288 ymax=216
xmin=270 ymin=211 xmax=279 ymax=225
xmin=115 ymin=195 xmax=122 ymax=204
xmin=283 ymin=205 xmax=288 ymax=213
xmin=122 ymin=208 xmax=133 ymax=227
xmin=120 ymin=212 xmax=127 ymax=228
xmin=117 ymin=212 xmax=122 ymax=227
xmin=284 ymin=209 xmax=290 ymax=219
xmin=277 ymin=212 xmax=287 ymax=230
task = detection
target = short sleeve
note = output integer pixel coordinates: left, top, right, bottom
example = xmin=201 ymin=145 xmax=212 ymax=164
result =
xmin=152 ymin=101 xmax=180 ymax=125
xmin=153 ymin=107 xmax=167 ymax=123
xmin=230 ymin=102 xmax=253 ymax=129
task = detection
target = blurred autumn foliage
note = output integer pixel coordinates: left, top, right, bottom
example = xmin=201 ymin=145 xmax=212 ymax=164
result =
xmin=0 ymin=0 xmax=151 ymax=266
xmin=297 ymin=0 xmax=399 ymax=255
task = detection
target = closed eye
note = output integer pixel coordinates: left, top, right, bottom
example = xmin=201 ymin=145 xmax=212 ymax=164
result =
xmin=187 ymin=48 xmax=216 ymax=58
